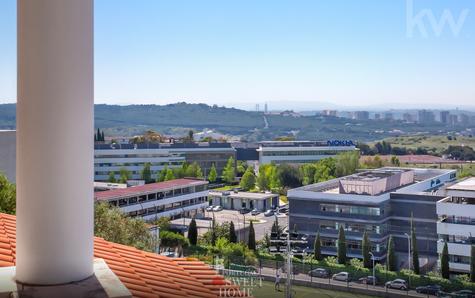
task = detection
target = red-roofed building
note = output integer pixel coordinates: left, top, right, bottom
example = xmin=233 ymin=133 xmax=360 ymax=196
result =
xmin=94 ymin=179 xmax=209 ymax=221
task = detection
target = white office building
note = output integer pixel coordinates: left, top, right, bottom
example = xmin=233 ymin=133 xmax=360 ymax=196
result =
xmin=437 ymin=177 xmax=475 ymax=273
xmin=256 ymin=140 xmax=358 ymax=165
xmin=94 ymin=178 xmax=209 ymax=221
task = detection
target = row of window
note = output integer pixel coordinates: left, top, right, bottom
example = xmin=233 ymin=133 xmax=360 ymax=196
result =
xmin=94 ymin=153 xmax=183 ymax=158
xmin=108 ymin=185 xmax=208 ymax=207
xmin=439 ymin=216 xmax=475 ymax=225
xmin=127 ymin=197 xmax=207 ymax=217
xmin=262 ymin=150 xmax=353 ymax=157
xmin=449 ymin=255 xmax=470 ymax=264
xmin=319 ymin=220 xmax=385 ymax=234
xmin=320 ymin=238 xmax=385 ymax=252
xmin=439 ymin=234 xmax=475 ymax=244
xmin=321 ymin=204 xmax=382 ymax=216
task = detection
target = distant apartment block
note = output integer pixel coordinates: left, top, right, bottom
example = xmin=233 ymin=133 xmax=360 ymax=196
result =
xmin=402 ymin=113 xmax=415 ymax=123
xmin=288 ymin=167 xmax=457 ymax=261
xmin=94 ymin=142 xmax=236 ymax=181
xmin=256 ymin=141 xmax=358 ymax=165
xmin=418 ymin=110 xmax=435 ymax=124
xmin=94 ymin=178 xmax=209 ymax=221
xmin=353 ymin=111 xmax=369 ymax=121
xmin=440 ymin=111 xmax=450 ymax=124
xmin=0 ymin=130 xmax=15 ymax=182
xmin=437 ymin=177 xmax=475 ymax=273
xmin=321 ymin=110 xmax=338 ymax=117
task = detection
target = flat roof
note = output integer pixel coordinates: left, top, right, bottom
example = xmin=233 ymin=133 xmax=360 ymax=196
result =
xmin=447 ymin=177 xmax=475 ymax=192
xmin=209 ymin=190 xmax=278 ymax=200
xmin=94 ymin=178 xmax=208 ymax=201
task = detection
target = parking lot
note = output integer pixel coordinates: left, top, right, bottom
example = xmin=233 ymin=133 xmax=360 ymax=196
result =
xmin=171 ymin=208 xmax=289 ymax=241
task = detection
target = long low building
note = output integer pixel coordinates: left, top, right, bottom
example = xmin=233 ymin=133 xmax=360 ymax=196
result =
xmin=209 ymin=190 xmax=279 ymax=211
xmin=288 ymin=167 xmax=457 ymax=262
xmin=94 ymin=178 xmax=209 ymax=221
xmin=436 ymin=177 xmax=475 ymax=273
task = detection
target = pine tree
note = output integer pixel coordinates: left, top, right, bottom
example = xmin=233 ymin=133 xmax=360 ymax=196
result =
xmin=362 ymin=231 xmax=371 ymax=268
xmin=208 ymin=164 xmax=218 ymax=183
xmin=222 ymin=157 xmax=236 ymax=184
xmin=387 ymin=235 xmax=396 ymax=271
xmin=229 ymin=221 xmax=237 ymax=243
xmin=141 ymin=162 xmax=152 ymax=183
xmin=97 ymin=128 xmax=101 ymax=141
xmin=337 ymin=225 xmax=347 ymax=264
xmin=248 ymin=221 xmax=256 ymax=250
xmin=470 ymin=245 xmax=475 ymax=282
xmin=314 ymin=232 xmax=322 ymax=261
xmin=100 ymin=130 xmax=105 ymax=142
xmin=240 ymin=167 xmax=256 ymax=191
xmin=410 ymin=216 xmax=420 ymax=274
xmin=211 ymin=215 xmax=217 ymax=246
xmin=441 ymin=241 xmax=449 ymax=279
xmin=108 ymin=171 xmax=116 ymax=183
xmin=188 ymin=218 xmax=198 ymax=246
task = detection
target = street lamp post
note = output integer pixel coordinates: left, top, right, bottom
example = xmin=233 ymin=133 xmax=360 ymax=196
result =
xmin=404 ymin=233 xmax=411 ymax=271
xmin=369 ymin=252 xmax=375 ymax=287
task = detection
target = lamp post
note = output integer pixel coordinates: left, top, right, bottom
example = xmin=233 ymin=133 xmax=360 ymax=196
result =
xmin=369 ymin=252 xmax=375 ymax=287
xmin=404 ymin=233 xmax=411 ymax=271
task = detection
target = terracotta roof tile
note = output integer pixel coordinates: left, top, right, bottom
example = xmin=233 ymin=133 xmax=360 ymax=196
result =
xmin=0 ymin=213 xmax=250 ymax=298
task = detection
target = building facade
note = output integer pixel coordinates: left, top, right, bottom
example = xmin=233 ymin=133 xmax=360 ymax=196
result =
xmin=0 ymin=130 xmax=16 ymax=182
xmin=94 ymin=178 xmax=209 ymax=221
xmin=256 ymin=141 xmax=358 ymax=165
xmin=436 ymin=178 xmax=475 ymax=273
xmin=288 ymin=167 xmax=456 ymax=261
xmin=94 ymin=142 xmax=236 ymax=181
xmin=209 ymin=190 xmax=279 ymax=211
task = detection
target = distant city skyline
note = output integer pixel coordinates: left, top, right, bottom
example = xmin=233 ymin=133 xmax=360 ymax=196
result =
xmin=1 ymin=0 xmax=474 ymax=109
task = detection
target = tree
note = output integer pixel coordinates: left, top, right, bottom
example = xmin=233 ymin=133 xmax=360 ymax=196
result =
xmin=94 ymin=202 xmax=153 ymax=251
xmin=164 ymin=168 xmax=175 ymax=181
xmin=108 ymin=171 xmax=117 ymax=183
xmin=300 ymin=164 xmax=316 ymax=185
xmin=276 ymin=164 xmax=301 ymax=188
xmin=362 ymin=231 xmax=371 ymax=268
xmin=157 ymin=166 xmax=167 ymax=182
xmin=240 ymin=167 xmax=256 ymax=191
xmin=314 ymin=232 xmax=322 ymax=261
xmin=471 ymin=245 xmax=475 ymax=282
xmin=140 ymin=162 xmax=153 ymax=183
xmin=96 ymin=128 xmax=101 ymax=142
xmin=0 ymin=174 xmax=16 ymax=215
xmin=337 ymin=225 xmax=347 ymax=264
xmin=229 ymin=221 xmax=237 ymax=243
xmin=248 ymin=221 xmax=256 ymax=250
xmin=211 ymin=216 xmax=217 ymax=246
xmin=387 ymin=235 xmax=396 ymax=271
xmin=411 ymin=216 xmax=420 ymax=274
xmin=188 ymin=218 xmax=198 ymax=246
xmin=256 ymin=165 xmax=269 ymax=191
xmin=119 ymin=167 xmax=131 ymax=184
xmin=390 ymin=156 xmax=400 ymax=167
xmin=222 ymin=157 xmax=236 ymax=184
xmin=335 ymin=151 xmax=359 ymax=177
xmin=208 ymin=164 xmax=218 ymax=183
xmin=440 ymin=241 xmax=449 ymax=279
xmin=160 ymin=230 xmax=189 ymax=255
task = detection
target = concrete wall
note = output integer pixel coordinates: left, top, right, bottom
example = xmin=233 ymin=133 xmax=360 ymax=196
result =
xmin=0 ymin=130 xmax=16 ymax=182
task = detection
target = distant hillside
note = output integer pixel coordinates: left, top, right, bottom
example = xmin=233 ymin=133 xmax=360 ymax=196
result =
xmin=1 ymin=102 xmax=470 ymax=141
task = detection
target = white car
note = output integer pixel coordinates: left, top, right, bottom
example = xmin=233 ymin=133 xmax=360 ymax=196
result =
xmin=332 ymin=272 xmax=350 ymax=282
xmin=251 ymin=208 xmax=260 ymax=216
xmin=206 ymin=206 xmax=214 ymax=212
xmin=212 ymin=205 xmax=223 ymax=212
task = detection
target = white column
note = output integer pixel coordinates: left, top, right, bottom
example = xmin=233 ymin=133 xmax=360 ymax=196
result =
xmin=16 ymin=0 xmax=94 ymax=285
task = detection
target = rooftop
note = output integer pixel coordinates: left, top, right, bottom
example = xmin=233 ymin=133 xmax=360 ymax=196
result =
xmin=0 ymin=213 xmax=244 ymax=298
xmin=95 ymin=142 xmax=234 ymax=150
xmin=258 ymin=140 xmax=356 ymax=148
xmin=94 ymin=179 xmax=208 ymax=201
xmin=447 ymin=177 xmax=475 ymax=192
xmin=209 ymin=190 xmax=278 ymax=200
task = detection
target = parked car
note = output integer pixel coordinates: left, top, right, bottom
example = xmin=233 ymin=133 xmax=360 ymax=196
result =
xmin=452 ymin=290 xmax=475 ymax=298
xmin=212 ymin=205 xmax=223 ymax=212
xmin=385 ymin=279 xmax=408 ymax=290
xmin=251 ymin=208 xmax=260 ymax=216
xmin=300 ymin=234 xmax=309 ymax=241
xmin=206 ymin=206 xmax=214 ymax=212
xmin=264 ymin=209 xmax=274 ymax=217
xmin=239 ymin=208 xmax=251 ymax=214
xmin=308 ymin=268 xmax=329 ymax=278
xmin=332 ymin=272 xmax=350 ymax=282
xmin=358 ymin=276 xmax=377 ymax=285
xmin=416 ymin=284 xmax=442 ymax=295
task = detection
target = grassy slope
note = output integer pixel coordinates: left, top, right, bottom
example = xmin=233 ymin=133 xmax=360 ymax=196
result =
xmin=373 ymin=135 xmax=475 ymax=154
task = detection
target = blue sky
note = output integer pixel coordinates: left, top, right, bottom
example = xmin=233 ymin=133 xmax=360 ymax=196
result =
xmin=0 ymin=0 xmax=474 ymax=110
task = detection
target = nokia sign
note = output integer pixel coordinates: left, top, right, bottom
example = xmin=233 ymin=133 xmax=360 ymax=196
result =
xmin=327 ymin=140 xmax=355 ymax=147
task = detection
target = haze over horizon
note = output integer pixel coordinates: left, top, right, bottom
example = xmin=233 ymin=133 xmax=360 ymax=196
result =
xmin=1 ymin=0 xmax=474 ymax=109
